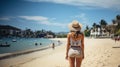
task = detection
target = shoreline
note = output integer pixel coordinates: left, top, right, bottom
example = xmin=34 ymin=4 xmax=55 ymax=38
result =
xmin=0 ymin=38 xmax=120 ymax=67
xmin=0 ymin=46 xmax=50 ymax=60
xmin=0 ymin=38 xmax=67 ymax=67
xmin=0 ymin=38 xmax=66 ymax=60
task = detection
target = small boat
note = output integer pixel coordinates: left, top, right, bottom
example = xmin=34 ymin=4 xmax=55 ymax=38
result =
xmin=0 ymin=44 xmax=10 ymax=47
xmin=12 ymin=39 xmax=17 ymax=42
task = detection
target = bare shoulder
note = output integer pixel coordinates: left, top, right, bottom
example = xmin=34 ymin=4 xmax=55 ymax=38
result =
xmin=68 ymin=32 xmax=72 ymax=35
xmin=79 ymin=32 xmax=84 ymax=36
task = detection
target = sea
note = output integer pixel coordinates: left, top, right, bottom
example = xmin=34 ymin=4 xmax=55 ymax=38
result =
xmin=0 ymin=37 xmax=57 ymax=54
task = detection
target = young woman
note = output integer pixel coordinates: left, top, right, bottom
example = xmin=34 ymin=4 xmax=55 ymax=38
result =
xmin=66 ymin=20 xmax=84 ymax=67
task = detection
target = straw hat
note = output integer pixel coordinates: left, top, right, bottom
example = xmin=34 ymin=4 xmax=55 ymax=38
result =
xmin=68 ymin=20 xmax=82 ymax=31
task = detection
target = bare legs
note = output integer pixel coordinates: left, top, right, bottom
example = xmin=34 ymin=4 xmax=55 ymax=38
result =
xmin=76 ymin=57 xmax=82 ymax=67
xmin=69 ymin=57 xmax=82 ymax=67
xmin=69 ymin=57 xmax=75 ymax=67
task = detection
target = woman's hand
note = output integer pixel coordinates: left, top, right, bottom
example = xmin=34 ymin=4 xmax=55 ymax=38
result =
xmin=82 ymin=55 xmax=84 ymax=59
xmin=65 ymin=55 xmax=68 ymax=60
xmin=82 ymin=52 xmax=84 ymax=59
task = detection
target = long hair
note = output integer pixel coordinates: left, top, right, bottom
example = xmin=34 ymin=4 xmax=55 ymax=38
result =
xmin=70 ymin=30 xmax=82 ymax=38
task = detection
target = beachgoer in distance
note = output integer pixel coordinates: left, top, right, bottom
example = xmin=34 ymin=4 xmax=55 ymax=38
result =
xmin=35 ymin=43 xmax=38 ymax=46
xmin=58 ymin=40 xmax=61 ymax=45
xmin=52 ymin=43 xmax=55 ymax=49
xmin=65 ymin=20 xmax=84 ymax=67
xmin=40 ymin=43 xmax=42 ymax=45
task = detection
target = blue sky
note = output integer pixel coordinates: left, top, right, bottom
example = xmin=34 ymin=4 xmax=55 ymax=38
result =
xmin=0 ymin=0 xmax=120 ymax=32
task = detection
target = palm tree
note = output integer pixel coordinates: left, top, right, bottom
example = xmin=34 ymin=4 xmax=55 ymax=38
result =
xmin=86 ymin=25 xmax=89 ymax=30
xmin=110 ymin=15 xmax=120 ymax=36
xmin=99 ymin=19 xmax=108 ymax=36
xmin=96 ymin=24 xmax=100 ymax=28
xmin=99 ymin=19 xmax=107 ymax=28
xmin=92 ymin=23 xmax=97 ymax=28
xmin=116 ymin=15 xmax=120 ymax=20
xmin=114 ymin=15 xmax=120 ymax=35
xmin=84 ymin=25 xmax=90 ymax=37
xmin=113 ymin=14 xmax=120 ymax=25
xmin=112 ymin=19 xmax=116 ymax=24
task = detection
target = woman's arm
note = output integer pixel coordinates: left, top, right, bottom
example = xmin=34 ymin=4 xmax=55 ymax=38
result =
xmin=81 ymin=34 xmax=84 ymax=59
xmin=65 ymin=33 xmax=70 ymax=60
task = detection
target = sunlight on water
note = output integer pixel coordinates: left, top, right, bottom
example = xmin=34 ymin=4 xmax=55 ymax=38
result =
xmin=0 ymin=38 xmax=57 ymax=54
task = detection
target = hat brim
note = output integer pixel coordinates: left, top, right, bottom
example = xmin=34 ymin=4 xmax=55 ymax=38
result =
xmin=68 ymin=23 xmax=82 ymax=31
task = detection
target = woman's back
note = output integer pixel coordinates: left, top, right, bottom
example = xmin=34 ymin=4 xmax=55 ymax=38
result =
xmin=68 ymin=32 xmax=83 ymax=46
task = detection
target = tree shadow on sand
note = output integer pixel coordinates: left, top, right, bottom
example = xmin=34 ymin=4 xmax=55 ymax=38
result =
xmin=112 ymin=46 xmax=120 ymax=48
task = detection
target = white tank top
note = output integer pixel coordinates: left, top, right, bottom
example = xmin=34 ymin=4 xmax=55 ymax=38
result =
xmin=69 ymin=32 xmax=82 ymax=47
xmin=70 ymin=37 xmax=81 ymax=46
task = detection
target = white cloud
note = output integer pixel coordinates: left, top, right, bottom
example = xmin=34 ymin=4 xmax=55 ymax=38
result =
xmin=37 ymin=20 xmax=67 ymax=28
xmin=71 ymin=13 xmax=88 ymax=24
xmin=25 ymin=0 xmax=120 ymax=9
xmin=0 ymin=17 xmax=10 ymax=21
xmin=19 ymin=16 xmax=48 ymax=21
xmin=19 ymin=16 xmax=67 ymax=28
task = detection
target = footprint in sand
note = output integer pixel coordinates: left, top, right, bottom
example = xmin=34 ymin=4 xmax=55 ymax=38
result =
xmin=118 ymin=64 xmax=120 ymax=67
xmin=102 ymin=63 xmax=106 ymax=67
xmin=107 ymin=53 xmax=112 ymax=58
xmin=107 ymin=55 xmax=110 ymax=57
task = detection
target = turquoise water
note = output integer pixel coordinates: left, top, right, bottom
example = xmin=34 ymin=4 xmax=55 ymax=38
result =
xmin=0 ymin=38 xmax=57 ymax=54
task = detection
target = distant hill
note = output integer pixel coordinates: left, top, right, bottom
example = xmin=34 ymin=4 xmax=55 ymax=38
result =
xmin=0 ymin=25 xmax=21 ymax=31
xmin=55 ymin=32 xmax=68 ymax=35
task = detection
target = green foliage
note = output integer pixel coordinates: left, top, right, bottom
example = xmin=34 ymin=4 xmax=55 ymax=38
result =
xmin=99 ymin=19 xmax=107 ymax=28
xmin=56 ymin=34 xmax=67 ymax=38
xmin=115 ymin=29 xmax=120 ymax=35
xmin=116 ymin=15 xmax=120 ymax=20
xmin=92 ymin=23 xmax=96 ymax=28
xmin=86 ymin=25 xmax=89 ymax=30
xmin=84 ymin=30 xmax=90 ymax=37
xmin=112 ymin=14 xmax=120 ymax=35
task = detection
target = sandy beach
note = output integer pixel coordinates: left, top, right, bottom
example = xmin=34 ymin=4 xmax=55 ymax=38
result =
xmin=0 ymin=38 xmax=120 ymax=67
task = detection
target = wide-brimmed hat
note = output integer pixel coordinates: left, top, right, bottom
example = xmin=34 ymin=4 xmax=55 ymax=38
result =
xmin=68 ymin=20 xmax=82 ymax=31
